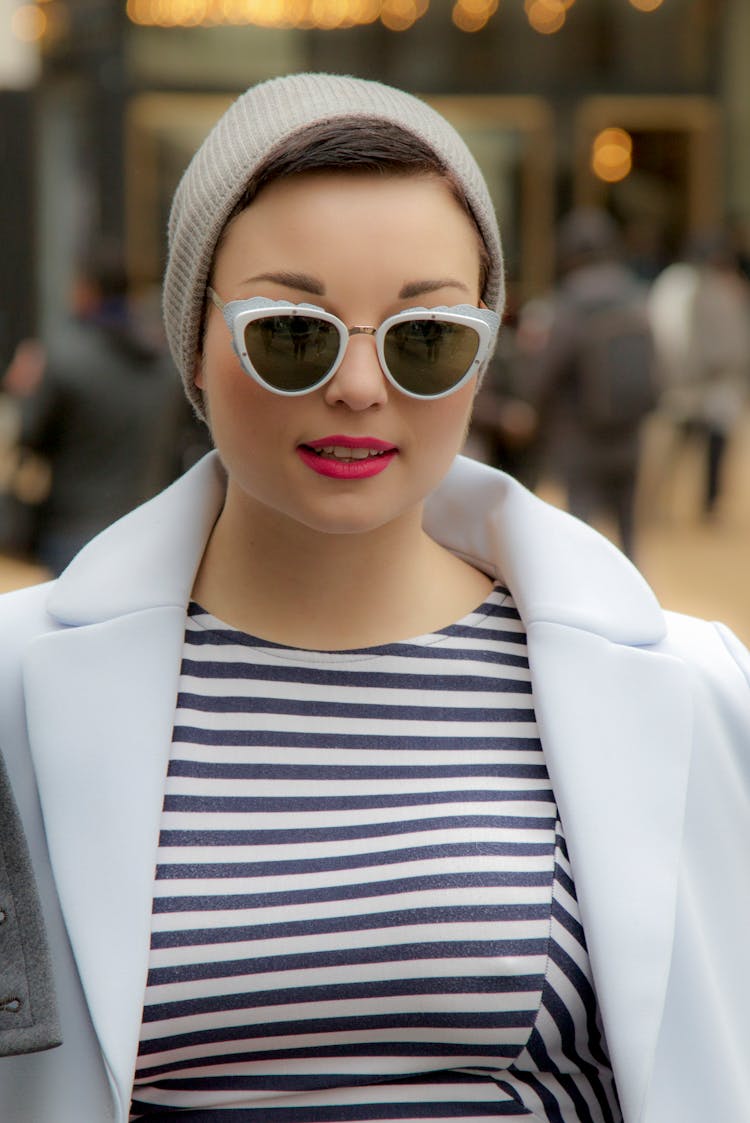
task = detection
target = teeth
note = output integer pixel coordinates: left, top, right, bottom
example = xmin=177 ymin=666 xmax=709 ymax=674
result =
xmin=317 ymin=445 xmax=386 ymax=460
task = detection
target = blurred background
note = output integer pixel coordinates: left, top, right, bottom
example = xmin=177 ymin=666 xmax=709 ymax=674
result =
xmin=1 ymin=0 xmax=749 ymax=637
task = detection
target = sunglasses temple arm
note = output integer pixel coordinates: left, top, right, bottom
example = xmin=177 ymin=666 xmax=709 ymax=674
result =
xmin=207 ymin=287 xmax=225 ymax=313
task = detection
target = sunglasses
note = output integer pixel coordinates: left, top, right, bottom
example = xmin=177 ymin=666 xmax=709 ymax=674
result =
xmin=207 ymin=289 xmax=500 ymax=400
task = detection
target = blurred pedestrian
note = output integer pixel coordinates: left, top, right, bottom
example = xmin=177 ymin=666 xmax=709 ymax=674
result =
xmin=0 ymin=337 xmax=50 ymax=555
xmin=649 ymin=231 xmax=750 ymax=517
xmin=517 ymin=208 xmax=658 ymax=559
xmin=0 ymin=74 xmax=748 ymax=1123
xmin=18 ymin=249 xmax=188 ymax=573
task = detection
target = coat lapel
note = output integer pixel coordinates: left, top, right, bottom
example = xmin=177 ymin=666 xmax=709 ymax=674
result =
xmin=23 ymin=609 xmax=187 ymax=1117
xmin=527 ymin=624 xmax=692 ymax=1123
xmin=22 ymin=454 xmax=227 ymax=1118
xmin=426 ymin=456 xmax=693 ymax=1123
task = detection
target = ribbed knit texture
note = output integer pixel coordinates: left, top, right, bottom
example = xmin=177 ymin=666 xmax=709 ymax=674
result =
xmin=163 ymin=73 xmax=504 ymax=416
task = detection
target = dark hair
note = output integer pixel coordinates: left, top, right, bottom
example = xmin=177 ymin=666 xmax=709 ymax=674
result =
xmin=215 ymin=117 xmax=490 ymax=293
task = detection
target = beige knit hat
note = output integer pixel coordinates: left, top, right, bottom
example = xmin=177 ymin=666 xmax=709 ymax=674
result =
xmin=163 ymin=72 xmax=504 ymax=416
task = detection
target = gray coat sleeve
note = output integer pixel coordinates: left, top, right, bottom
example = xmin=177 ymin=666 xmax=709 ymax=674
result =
xmin=0 ymin=749 xmax=61 ymax=1056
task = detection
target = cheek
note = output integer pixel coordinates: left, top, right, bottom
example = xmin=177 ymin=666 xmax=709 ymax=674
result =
xmin=201 ymin=327 xmax=253 ymax=420
xmin=202 ymin=359 xmax=303 ymax=483
xmin=199 ymin=352 xmax=258 ymax=448
xmin=405 ymin=386 xmax=476 ymax=489
xmin=211 ymin=378 xmax=267 ymax=449
xmin=425 ymin=384 xmax=476 ymax=449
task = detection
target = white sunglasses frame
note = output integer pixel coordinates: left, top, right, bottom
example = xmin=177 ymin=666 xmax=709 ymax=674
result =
xmin=207 ymin=289 xmax=500 ymax=400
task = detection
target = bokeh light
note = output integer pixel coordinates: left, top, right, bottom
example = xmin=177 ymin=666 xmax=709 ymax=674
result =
xmin=452 ymin=0 xmax=497 ymax=33
xmin=591 ymin=127 xmax=633 ymax=184
xmin=11 ymin=2 xmax=47 ymax=40
xmin=126 ymin=0 xmax=432 ymax=27
xmin=525 ymin=0 xmax=566 ymax=35
xmin=380 ymin=0 xmax=418 ymax=31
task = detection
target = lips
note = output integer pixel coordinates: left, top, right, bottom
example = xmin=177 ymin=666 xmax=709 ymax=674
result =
xmin=297 ymin=435 xmax=398 ymax=479
xmin=312 ymin=444 xmax=387 ymax=461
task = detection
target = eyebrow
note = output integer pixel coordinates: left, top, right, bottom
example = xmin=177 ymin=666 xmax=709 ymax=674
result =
xmin=243 ymin=271 xmax=325 ymax=295
xmin=241 ymin=273 xmax=470 ymax=301
xmin=398 ymin=278 xmax=471 ymax=299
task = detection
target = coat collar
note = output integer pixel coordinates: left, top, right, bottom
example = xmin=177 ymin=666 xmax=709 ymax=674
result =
xmin=424 ymin=453 xmax=665 ymax=644
xmin=45 ymin=451 xmax=228 ymax=625
xmin=48 ymin=450 xmax=665 ymax=644
xmin=30 ymin=452 xmax=684 ymax=1123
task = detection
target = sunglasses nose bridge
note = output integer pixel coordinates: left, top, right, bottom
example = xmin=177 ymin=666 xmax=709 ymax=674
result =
xmin=339 ymin=325 xmax=384 ymax=376
xmin=323 ymin=322 xmax=390 ymax=408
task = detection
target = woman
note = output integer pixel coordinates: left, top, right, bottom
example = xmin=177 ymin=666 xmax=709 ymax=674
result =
xmin=0 ymin=73 xmax=748 ymax=1123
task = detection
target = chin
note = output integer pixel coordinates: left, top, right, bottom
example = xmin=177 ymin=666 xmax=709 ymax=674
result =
xmin=294 ymin=505 xmax=405 ymax=538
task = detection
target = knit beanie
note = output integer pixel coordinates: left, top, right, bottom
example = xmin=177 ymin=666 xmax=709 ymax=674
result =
xmin=163 ymin=72 xmax=505 ymax=416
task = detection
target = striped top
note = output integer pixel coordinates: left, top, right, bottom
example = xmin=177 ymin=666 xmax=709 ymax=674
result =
xmin=131 ymin=585 xmax=621 ymax=1121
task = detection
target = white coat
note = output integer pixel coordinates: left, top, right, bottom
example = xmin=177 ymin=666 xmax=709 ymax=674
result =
xmin=1 ymin=451 xmax=748 ymax=1123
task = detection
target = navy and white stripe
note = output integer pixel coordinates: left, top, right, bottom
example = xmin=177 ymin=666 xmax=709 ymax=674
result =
xmin=130 ymin=586 xmax=621 ymax=1121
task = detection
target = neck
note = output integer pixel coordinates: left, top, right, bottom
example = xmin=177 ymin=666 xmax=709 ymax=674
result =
xmin=192 ymin=485 xmax=492 ymax=650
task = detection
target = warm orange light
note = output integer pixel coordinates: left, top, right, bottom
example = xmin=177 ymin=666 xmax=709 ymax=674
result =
xmin=167 ymin=0 xmax=207 ymax=23
xmin=628 ymin=0 xmax=664 ymax=10
xmin=591 ymin=127 xmax=633 ymax=184
xmin=526 ymin=0 xmax=566 ymax=35
xmin=217 ymin=0 xmax=242 ymax=21
xmin=452 ymin=0 xmax=496 ymax=31
xmin=451 ymin=5 xmax=485 ymax=30
xmin=125 ymin=0 xmax=437 ymax=26
xmin=11 ymin=2 xmax=47 ymax=39
xmin=380 ymin=0 xmax=417 ymax=29
xmin=458 ymin=0 xmax=497 ymax=15
xmin=593 ymin=127 xmax=632 ymax=156
xmin=308 ymin=0 xmax=348 ymax=27
xmin=135 ymin=0 xmax=311 ymax=25
xmin=347 ymin=0 xmax=382 ymax=22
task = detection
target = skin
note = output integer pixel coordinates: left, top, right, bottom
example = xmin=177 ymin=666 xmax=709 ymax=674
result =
xmin=192 ymin=170 xmax=493 ymax=649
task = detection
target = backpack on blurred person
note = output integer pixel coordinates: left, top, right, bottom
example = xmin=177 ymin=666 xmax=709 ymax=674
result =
xmin=553 ymin=206 xmax=660 ymax=438
xmin=572 ymin=293 xmax=658 ymax=435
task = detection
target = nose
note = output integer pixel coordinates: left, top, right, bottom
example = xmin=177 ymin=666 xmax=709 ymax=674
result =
xmin=322 ymin=330 xmax=389 ymax=411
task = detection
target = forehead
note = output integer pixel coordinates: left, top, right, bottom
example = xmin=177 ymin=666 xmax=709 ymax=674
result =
xmin=221 ymin=169 xmax=465 ymax=235
xmin=213 ymin=171 xmax=482 ymax=286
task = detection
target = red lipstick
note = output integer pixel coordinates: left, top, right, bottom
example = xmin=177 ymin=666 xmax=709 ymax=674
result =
xmin=297 ymin=435 xmax=397 ymax=479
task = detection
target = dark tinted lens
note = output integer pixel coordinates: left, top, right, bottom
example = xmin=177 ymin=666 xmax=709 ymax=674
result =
xmin=244 ymin=315 xmax=340 ymax=391
xmin=383 ymin=319 xmax=480 ymax=396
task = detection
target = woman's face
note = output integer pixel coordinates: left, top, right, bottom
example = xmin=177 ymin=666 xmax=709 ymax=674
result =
xmin=197 ymin=170 xmax=484 ymax=540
